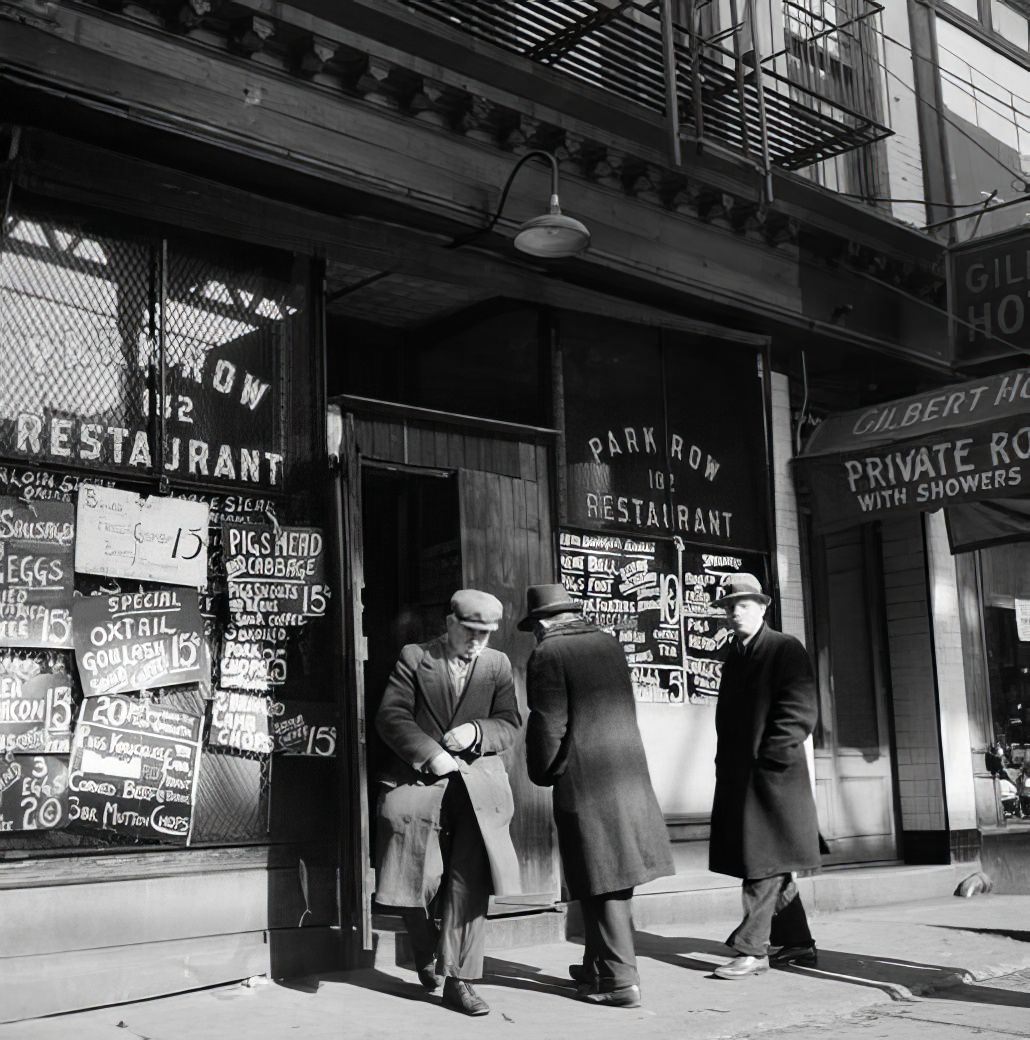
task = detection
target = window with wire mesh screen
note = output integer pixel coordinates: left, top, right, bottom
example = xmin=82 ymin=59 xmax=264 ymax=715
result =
xmin=0 ymin=202 xmax=300 ymax=492
xmin=0 ymin=201 xmax=330 ymax=855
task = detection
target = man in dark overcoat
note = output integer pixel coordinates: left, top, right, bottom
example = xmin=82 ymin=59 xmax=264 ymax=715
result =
xmin=522 ymin=583 xmax=674 ymax=1008
xmin=708 ymin=573 xmax=821 ymax=979
xmin=375 ymin=589 xmax=522 ymax=1017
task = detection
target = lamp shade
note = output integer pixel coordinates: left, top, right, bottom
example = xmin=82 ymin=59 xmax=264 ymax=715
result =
xmin=513 ymin=202 xmax=591 ymax=258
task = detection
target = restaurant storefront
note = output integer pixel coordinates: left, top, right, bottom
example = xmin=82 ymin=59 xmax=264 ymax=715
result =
xmin=797 ymin=368 xmax=1030 ymax=866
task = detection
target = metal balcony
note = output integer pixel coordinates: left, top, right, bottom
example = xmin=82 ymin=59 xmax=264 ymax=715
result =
xmin=395 ymin=0 xmax=891 ymax=173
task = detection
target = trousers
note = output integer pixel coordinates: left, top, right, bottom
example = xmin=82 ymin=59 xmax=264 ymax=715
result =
xmin=578 ymin=888 xmax=638 ymax=988
xmin=401 ymin=775 xmax=491 ymax=980
xmin=726 ymin=874 xmax=813 ymax=956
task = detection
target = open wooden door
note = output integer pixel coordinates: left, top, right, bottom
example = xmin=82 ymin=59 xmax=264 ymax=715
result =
xmin=337 ymin=398 xmax=561 ymax=921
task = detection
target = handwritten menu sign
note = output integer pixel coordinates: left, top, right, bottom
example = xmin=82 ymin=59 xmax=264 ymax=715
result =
xmin=0 ymin=755 xmax=69 ymax=832
xmin=72 ymin=587 xmax=211 ymax=697
xmin=208 ymin=689 xmax=275 ymax=753
xmin=68 ymin=695 xmax=203 ymax=843
xmin=75 ymin=484 xmax=209 ymax=588
xmin=271 ymin=700 xmax=337 ymax=756
xmin=223 ymin=523 xmax=329 ymax=626
xmin=559 ymin=528 xmax=765 ymax=704
xmin=0 ymin=497 xmax=75 ymax=647
xmin=219 ymin=622 xmax=288 ymax=691
xmin=0 ymin=671 xmax=74 ymax=754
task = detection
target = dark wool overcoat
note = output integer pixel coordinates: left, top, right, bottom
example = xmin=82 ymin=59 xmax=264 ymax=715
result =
xmin=375 ymin=638 xmax=522 ymax=908
xmin=709 ymin=623 xmax=822 ymax=880
xmin=525 ymin=620 xmax=674 ymax=899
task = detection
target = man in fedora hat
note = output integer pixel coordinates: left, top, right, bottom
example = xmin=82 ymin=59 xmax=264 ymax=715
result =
xmin=521 ymin=583 xmax=673 ymax=1008
xmin=375 ymin=589 xmax=522 ymax=1016
xmin=708 ymin=573 xmax=821 ymax=980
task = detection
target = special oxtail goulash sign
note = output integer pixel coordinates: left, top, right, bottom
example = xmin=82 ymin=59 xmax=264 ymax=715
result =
xmin=799 ymin=368 xmax=1030 ymax=532
xmin=559 ymin=528 xmax=765 ymax=705
xmin=68 ymin=695 xmax=203 ymax=843
xmin=72 ymin=587 xmax=210 ymax=697
xmin=0 ymin=497 xmax=75 ymax=647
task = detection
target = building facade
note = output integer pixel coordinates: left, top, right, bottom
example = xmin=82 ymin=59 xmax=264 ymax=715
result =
xmin=0 ymin=0 xmax=1027 ymax=1021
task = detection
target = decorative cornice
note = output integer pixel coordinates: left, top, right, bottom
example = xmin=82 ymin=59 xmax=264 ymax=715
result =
xmin=5 ymin=0 xmax=949 ymax=302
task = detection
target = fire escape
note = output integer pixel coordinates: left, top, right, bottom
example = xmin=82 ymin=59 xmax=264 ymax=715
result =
xmin=395 ymin=0 xmax=890 ymax=203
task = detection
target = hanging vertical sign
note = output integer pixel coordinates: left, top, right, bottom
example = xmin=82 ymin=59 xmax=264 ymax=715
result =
xmin=0 ymin=497 xmax=75 ymax=647
xmin=75 ymin=484 xmax=209 ymax=588
xmin=68 ymin=695 xmax=203 ymax=843
xmin=72 ymin=587 xmax=211 ymax=696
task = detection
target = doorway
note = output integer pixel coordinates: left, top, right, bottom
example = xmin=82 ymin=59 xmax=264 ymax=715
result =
xmin=361 ymin=463 xmax=462 ymax=863
xmin=811 ymin=525 xmax=900 ymax=864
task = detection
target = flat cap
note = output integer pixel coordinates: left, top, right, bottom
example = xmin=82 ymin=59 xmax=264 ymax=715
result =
xmin=450 ymin=589 xmax=503 ymax=631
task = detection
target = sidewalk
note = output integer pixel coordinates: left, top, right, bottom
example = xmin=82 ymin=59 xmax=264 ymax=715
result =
xmin=5 ymin=894 xmax=1030 ymax=1040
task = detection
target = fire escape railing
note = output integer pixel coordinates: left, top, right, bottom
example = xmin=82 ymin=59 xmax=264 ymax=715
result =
xmin=395 ymin=0 xmax=891 ymax=198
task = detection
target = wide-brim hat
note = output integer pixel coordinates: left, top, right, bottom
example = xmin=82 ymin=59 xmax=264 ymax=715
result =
xmin=712 ymin=573 xmax=771 ymax=608
xmin=450 ymin=589 xmax=503 ymax=631
xmin=518 ymin=583 xmax=583 ymax=631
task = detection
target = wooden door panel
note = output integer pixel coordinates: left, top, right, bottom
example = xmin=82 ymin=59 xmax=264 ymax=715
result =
xmin=460 ymin=463 xmax=559 ymax=903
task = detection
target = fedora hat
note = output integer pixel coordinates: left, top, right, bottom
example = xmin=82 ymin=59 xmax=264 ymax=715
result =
xmin=712 ymin=573 xmax=771 ymax=607
xmin=518 ymin=584 xmax=583 ymax=631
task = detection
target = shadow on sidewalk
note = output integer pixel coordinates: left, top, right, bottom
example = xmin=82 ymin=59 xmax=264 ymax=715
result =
xmin=634 ymin=931 xmax=1030 ymax=1008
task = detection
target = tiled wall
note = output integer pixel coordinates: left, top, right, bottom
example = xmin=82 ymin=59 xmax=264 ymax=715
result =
xmin=924 ymin=511 xmax=978 ymax=831
xmin=770 ymin=371 xmax=808 ymax=645
xmin=881 ymin=514 xmax=946 ymax=833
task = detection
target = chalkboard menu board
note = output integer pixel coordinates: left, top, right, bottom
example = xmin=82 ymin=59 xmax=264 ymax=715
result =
xmin=72 ymin=587 xmax=211 ymax=697
xmin=271 ymin=700 xmax=337 ymax=756
xmin=0 ymin=671 xmax=74 ymax=754
xmin=559 ymin=528 xmax=766 ymax=704
xmin=223 ymin=523 xmax=328 ymax=626
xmin=68 ymin=695 xmax=203 ymax=843
xmin=0 ymin=755 xmax=69 ymax=832
xmin=208 ymin=689 xmax=274 ymax=754
xmin=0 ymin=497 xmax=75 ymax=647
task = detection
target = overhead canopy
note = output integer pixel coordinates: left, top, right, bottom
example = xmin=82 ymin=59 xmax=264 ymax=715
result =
xmin=795 ymin=367 xmax=1030 ymax=552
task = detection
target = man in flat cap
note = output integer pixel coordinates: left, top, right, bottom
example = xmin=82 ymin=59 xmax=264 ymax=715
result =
xmin=708 ymin=573 xmax=821 ymax=980
xmin=375 ymin=589 xmax=522 ymax=1016
xmin=522 ymin=583 xmax=673 ymax=1008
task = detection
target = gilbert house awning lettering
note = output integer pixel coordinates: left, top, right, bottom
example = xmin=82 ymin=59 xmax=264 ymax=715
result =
xmin=795 ymin=368 xmax=1030 ymax=551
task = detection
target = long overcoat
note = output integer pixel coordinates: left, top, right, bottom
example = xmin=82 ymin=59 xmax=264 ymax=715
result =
xmin=374 ymin=637 xmax=522 ymax=908
xmin=709 ymin=623 xmax=822 ymax=880
xmin=525 ymin=620 xmax=674 ymax=899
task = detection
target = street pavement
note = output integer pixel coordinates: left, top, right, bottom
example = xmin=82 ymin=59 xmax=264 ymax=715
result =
xmin=4 ymin=894 xmax=1030 ymax=1039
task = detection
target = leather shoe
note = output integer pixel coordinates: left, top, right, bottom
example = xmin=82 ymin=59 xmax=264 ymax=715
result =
xmin=713 ymin=954 xmax=769 ymax=979
xmin=770 ymin=943 xmax=818 ymax=967
xmin=441 ymin=978 xmax=490 ymax=1016
xmin=417 ymin=965 xmax=442 ymax=991
xmin=569 ymin=963 xmax=598 ymax=985
xmin=577 ymin=983 xmax=641 ymax=1008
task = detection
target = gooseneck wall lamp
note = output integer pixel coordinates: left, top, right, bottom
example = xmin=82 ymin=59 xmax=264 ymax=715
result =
xmin=449 ymin=150 xmax=591 ymax=259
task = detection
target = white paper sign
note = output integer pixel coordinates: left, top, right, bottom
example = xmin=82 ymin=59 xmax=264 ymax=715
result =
xmin=75 ymin=484 xmax=209 ymax=588
xmin=1016 ymin=599 xmax=1030 ymax=642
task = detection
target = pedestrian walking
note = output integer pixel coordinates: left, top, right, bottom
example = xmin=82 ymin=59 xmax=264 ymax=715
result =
xmin=522 ymin=583 xmax=674 ymax=1009
xmin=708 ymin=573 xmax=821 ymax=979
xmin=374 ymin=589 xmax=522 ymax=1017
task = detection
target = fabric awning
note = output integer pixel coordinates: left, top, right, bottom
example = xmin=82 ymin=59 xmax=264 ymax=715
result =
xmin=795 ymin=367 xmax=1030 ymax=551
